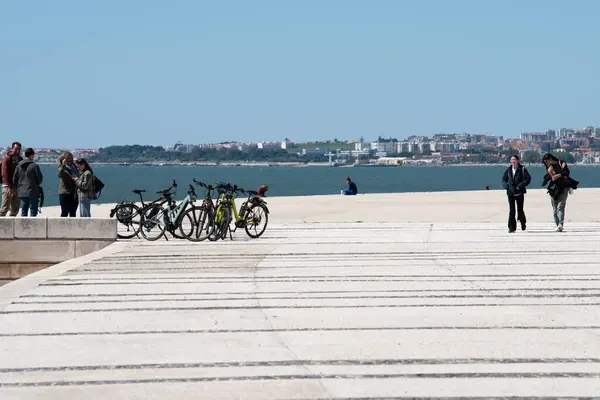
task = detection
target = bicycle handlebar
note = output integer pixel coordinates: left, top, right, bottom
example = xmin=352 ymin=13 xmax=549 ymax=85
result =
xmin=156 ymin=180 xmax=177 ymax=196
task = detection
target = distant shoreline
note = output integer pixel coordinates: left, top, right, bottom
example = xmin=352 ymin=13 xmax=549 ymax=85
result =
xmin=36 ymin=161 xmax=600 ymax=167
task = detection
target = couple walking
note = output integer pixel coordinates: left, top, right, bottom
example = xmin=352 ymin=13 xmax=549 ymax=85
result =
xmin=502 ymin=153 xmax=577 ymax=233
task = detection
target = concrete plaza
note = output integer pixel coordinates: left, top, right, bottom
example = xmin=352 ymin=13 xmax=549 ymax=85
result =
xmin=1 ymin=189 xmax=600 ymax=398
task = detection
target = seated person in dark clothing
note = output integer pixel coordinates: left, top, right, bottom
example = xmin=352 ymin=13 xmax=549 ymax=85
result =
xmin=342 ymin=176 xmax=358 ymax=195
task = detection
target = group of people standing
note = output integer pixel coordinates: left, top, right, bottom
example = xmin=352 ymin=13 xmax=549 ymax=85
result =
xmin=502 ymin=153 xmax=579 ymax=233
xmin=1 ymin=142 xmax=96 ymax=218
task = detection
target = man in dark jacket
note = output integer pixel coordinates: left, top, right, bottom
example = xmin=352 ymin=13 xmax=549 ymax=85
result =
xmin=502 ymin=155 xmax=531 ymax=233
xmin=12 ymin=148 xmax=43 ymax=217
xmin=0 ymin=142 xmax=23 ymax=217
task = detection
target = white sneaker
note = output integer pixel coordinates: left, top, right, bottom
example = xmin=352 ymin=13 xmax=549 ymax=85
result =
xmin=340 ymin=190 xmax=344 ymax=195
xmin=556 ymin=225 xmax=563 ymax=232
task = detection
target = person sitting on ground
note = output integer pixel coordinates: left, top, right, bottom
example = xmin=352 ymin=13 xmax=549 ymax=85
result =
xmin=257 ymin=184 xmax=268 ymax=197
xmin=342 ymin=176 xmax=358 ymax=195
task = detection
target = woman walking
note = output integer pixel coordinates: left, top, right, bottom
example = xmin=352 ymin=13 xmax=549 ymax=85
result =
xmin=502 ymin=155 xmax=531 ymax=233
xmin=542 ymin=153 xmax=575 ymax=232
xmin=73 ymin=158 xmax=95 ymax=217
xmin=57 ymin=152 xmax=79 ymax=217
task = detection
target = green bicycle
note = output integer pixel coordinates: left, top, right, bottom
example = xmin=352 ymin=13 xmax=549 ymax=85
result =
xmin=209 ymin=183 xmax=269 ymax=241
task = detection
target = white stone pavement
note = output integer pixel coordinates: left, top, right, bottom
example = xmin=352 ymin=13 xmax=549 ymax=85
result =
xmin=1 ymin=189 xmax=600 ymax=398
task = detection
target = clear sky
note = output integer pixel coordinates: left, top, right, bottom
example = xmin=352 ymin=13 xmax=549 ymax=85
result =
xmin=1 ymin=0 xmax=598 ymax=148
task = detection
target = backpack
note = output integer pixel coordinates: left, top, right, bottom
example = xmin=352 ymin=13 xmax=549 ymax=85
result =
xmin=93 ymin=175 xmax=105 ymax=199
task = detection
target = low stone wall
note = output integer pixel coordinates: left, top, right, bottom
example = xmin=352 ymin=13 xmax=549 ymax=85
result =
xmin=0 ymin=218 xmax=117 ymax=280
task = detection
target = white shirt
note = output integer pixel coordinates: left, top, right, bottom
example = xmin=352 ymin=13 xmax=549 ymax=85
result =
xmin=512 ymin=166 xmax=517 ymax=176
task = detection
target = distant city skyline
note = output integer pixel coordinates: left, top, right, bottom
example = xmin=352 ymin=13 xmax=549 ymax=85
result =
xmin=2 ymin=1 xmax=599 ymax=148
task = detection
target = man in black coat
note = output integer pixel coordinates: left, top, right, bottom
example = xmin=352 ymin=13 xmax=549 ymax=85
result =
xmin=502 ymin=155 xmax=531 ymax=233
xmin=12 ymin=148 xmax=43 ymax=217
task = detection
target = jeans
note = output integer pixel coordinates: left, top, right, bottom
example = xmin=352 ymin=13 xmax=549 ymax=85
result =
xmin=59 ymin=194 xmax=78 ymax=217
xmin=551 ymin=190 xmax=568 ymax=226
xmin=343 ymin=190 xmax=357 ymax=195
xmin=79 ymin=200 xmax=92 ymax=217
xmin=20 ymin=196 xmax=40 ymax=217
xmin=0 ymin=186 xmax=20 ymax=217
xmin=508 ymin=194 xmax=526 ymax=231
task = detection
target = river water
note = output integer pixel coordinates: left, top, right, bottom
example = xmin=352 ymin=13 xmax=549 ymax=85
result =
xmin=38 ymin=164 xmax=598 ymax=207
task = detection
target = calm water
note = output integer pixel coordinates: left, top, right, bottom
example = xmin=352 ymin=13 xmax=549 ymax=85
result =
xmin=38 ymin=164 xmax=599 ymax=207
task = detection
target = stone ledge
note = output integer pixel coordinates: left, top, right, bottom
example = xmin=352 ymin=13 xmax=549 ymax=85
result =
xmin=14 ymin=218 xmax=47 ymax=239
xmin=0 ymin=218 xmax=117 ymax=240
xmin=0 ymin=219 xmax=13 ymax=239
xmin=47 ymin=218 xmax=117 ymax=240
xmin=0 ymin=239 xmax=114 ymax=279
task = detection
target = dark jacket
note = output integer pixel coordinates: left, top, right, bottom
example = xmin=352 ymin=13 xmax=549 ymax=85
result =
xmin=58 ymin=163 xmax=79 ymax=195
xmin=348 ymin=181 xmax=358 ymax=194
xmin=502 ymin=165 xmax=531 ymax=195
xmin=75 ymin=170 xmax=96 ymax=201
xmin=542 ymin=161 xmax=578 ymax=198
xmin=13 ymin=158 xmax=43 ymax=198
xmin=1 ymin=151 xmax=23 ymax=188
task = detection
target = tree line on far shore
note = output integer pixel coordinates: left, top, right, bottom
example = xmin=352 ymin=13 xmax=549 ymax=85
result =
xmin=89 ymin=145 xmax=330 ymax=163
xmin=88 ymin=145 xmax=577 ymax=165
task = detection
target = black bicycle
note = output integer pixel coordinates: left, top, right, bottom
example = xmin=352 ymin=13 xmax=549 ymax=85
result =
xmin=110 ymin=181 xmax=177 ymax=239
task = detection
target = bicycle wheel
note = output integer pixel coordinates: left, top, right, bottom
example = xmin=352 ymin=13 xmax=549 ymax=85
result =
xmin=244 ymin=204 xmax=269 ymax=238
xmin=139 ymin=204 xmax=168 ymax=241
xmin=181 ymin=206 xmax=214 ymax=242
xmin=172 ymin=208 xmax=194 ymax=239
xmin=209 ymin=206 xmax=230 ymax=242
xmin=112 ymin=203 xmax=141 ymax=239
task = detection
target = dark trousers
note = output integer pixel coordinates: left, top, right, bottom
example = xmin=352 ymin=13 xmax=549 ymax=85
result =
xmin=59 ymin=194 xmax=78 ymax=217
xmin=508 ymin=194 xmax=526 ymax=231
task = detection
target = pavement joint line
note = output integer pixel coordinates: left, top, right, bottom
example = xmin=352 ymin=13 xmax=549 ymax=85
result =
xmin=2 ymin=326 xmax=600 ymax=337
xmin=2 ymin=358 xmax=600 ymax=373
xmin=3 ymin=372 xmax=600 ymax=387
xmin=4 ymin=303 xmax=600 ymax=314
xmin=20 ymin=287 xmax=600 ymax=297
xmin=13 ymin=293 xmax=600 ymax=304
xmin=37 ymin=278 xmax=600 ymax=286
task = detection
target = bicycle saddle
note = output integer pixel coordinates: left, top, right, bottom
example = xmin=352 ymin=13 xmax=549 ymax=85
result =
xmin=132 ymin=189 xmax=146 ymax=194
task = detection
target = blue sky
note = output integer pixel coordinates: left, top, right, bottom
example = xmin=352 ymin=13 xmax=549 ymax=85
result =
xmin=1 ymin=0 xmax=598 ymax=148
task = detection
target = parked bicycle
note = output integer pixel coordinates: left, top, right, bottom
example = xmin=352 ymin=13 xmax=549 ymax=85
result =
xmin=209 ymin=183 xmax=269 ymax=241
xmin=110 ymin=181 xmax=177 ymax=239
xmin=139 ymin=182 xmax=198 ymax=241
xmin=178 ymin=180 xmax=219 ymax=242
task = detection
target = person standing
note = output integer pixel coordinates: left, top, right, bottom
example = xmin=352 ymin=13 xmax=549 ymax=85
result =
xmin=12 ymin=148 xmax=43 ymax=217
xmin=502 ymin=155 xmax=531 ymax=233
xmin=74 ymin=158 xmax=95 ymax=217
xmin=342 ymin=176 xmax=358 ymax=195
xmin=57 ymin=152 xmax=79 ymax=217
xmin=542 ymin=153 xmax=571 ymax=232
xmin=0 ymin=142 xmax=23 ymax=217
